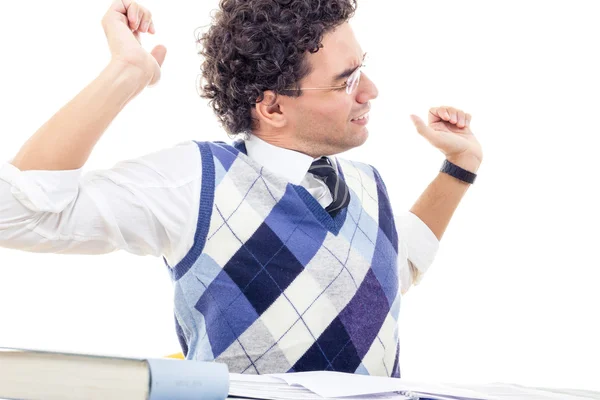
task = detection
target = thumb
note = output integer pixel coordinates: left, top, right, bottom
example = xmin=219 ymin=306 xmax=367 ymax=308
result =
xmin=410 ymin=114 xmax=445 ymax=149
xmin=410 ymin=114 xmax=433 ymax=139
xmin=151 ymin=45 xmax=167 ymax=67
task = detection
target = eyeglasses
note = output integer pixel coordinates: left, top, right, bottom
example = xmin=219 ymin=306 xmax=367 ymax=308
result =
xmin=283 ymin=53 xmax=367 ymax=95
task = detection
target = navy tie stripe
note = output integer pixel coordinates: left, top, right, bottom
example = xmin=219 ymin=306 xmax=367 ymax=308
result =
xmin=309 ymin=157 xmax=350 ymax=214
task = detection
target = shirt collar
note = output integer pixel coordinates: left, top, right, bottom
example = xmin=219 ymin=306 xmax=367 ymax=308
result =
xmin=244 ymin=135 xmax=321 ymax=185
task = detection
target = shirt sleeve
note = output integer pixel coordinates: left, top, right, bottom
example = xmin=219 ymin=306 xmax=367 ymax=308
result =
xmin=0 ymin=140 xmax=201 ymax=265
xmin=396 ymin=211 xmax=440 ymax=294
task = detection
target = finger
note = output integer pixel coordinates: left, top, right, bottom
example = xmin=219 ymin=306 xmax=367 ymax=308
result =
xmin=148 ymin=45 xmax=168 ymax=88
xmin=428 ymin=107 xmax=449 ymax=124
xmin=151 ymin=44 xmax=167 ymax=68
xmin=110 ymin=0 xmax=128 ymax=14
xmin=457 ymin=110 xmax=466 ymax=128
xmin=411 ymin=114 xmax=442 ymax=147
xmin=126 ymin=2 xmax=136 ymax=30
xmin=446 ymin=107 xmax=458 ymax=124
xmin=411 ymin=114 xmax=457 ymax=151
xmin=139 ymin=12 xmax=152 ymax=33
xmin=466 ymin=113 xmax=472 ymax=127
xmin=135 ymin=5 xmax=143 ymax=31
xmin=104 ymin=0 xmax=129 ymax=26
xmin=127 ymin=2 xmax=140 ymax=31
xmin=411 ymin=114 xmax=429 ymax=134
xmin=438 ymin=106 xmax=451 ymax=121
xmin=428 ymin=108 xmax=440 ymax=124
xmin=148 ymin=21 xmax=156 ymax=34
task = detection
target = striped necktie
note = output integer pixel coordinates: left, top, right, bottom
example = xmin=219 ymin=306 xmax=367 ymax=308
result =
xmin=309 ymin=157 xmax=350 ymax=215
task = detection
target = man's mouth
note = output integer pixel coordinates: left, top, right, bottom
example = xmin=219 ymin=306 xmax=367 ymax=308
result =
xmin=351 ymin=112 xmax=369 ymax=121
xmin=351 ymin=111 xmax=370 ymax=125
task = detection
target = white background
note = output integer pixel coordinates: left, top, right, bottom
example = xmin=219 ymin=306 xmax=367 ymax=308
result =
xmin=0 ymin=0 xmax=598 ymax=392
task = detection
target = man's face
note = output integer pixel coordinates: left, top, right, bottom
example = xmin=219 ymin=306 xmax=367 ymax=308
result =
xmin=285 ymin=22 xmax=379 ymax=156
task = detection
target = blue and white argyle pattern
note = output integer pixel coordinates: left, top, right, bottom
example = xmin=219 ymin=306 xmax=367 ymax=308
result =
xmin=167 ymin=141 xmax=401 ymax=377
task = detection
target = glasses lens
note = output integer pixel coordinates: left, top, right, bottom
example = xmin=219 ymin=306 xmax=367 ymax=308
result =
xmin=346 ymin=67 xmax=362 ymax=95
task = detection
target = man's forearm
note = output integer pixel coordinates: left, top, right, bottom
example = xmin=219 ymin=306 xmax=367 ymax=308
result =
xmin=409 ymin=172 xmax=472 ymax=241
xmin=11 ymin=61 xmax=147 ymax=171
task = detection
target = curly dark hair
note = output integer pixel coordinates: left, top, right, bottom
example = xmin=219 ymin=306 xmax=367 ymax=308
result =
xmin=197 ymin=0 xmax=357 ymax=135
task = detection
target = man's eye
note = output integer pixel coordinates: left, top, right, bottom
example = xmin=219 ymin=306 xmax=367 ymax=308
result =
xmin=334 ymin=84 xmax=347 ymax=91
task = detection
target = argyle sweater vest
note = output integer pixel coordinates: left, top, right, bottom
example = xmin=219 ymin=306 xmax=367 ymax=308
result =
xmin=167 ymin=141 xmax=401 ymax=377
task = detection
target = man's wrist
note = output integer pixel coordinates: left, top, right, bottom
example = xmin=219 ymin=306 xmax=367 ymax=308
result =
xmin=440 ymin=160 xmax=477 ymax=184
xmin=446 ymin=154 xmax=482 ymax=174
xmin=105 ymin=60 xmax=150 ymax=98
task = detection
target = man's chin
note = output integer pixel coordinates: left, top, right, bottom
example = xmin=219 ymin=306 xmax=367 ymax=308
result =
xmin=353 ymin=126 xmax=369 ymax=146
xmin=337 ymin=127 xmax=369 ymax=154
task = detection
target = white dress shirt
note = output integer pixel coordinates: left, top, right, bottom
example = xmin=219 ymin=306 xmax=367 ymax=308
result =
xmin=0 ymin=136 xmax=439 ymax=294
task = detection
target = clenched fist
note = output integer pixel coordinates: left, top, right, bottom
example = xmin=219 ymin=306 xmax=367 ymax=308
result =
xmin=101 ymin=0 xmax=167 ymax=87
xmin=411 ymin=106 xmax=483 ymax=173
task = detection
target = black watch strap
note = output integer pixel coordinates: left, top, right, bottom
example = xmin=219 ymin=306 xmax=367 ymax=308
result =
xmin=440 ymin=159 xmax=477 ymax=184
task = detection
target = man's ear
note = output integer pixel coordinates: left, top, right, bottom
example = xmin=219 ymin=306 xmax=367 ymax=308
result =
xmin=255 ymin=90 xmax=287 ymax=129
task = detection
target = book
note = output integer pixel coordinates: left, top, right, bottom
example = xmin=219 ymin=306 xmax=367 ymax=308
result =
xmin=0 ymin=347 xmax=229 ymax=400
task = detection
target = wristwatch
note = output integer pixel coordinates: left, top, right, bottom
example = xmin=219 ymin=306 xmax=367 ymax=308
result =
xmin=440 ymin=159 xmax=477 ymax=184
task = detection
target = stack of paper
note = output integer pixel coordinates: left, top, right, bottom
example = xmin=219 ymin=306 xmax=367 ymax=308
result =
xmin=228 ymin=371 xmax=600 ymax=400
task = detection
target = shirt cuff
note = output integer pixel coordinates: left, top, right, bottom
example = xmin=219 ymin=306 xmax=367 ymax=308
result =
xmin=0 ymin=162 xmax=82 ymax=213
xmin=397 ymin=211 xmax=440 ymax=285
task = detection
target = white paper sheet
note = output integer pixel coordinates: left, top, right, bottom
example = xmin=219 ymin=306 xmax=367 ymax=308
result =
xmin=229 ymin=372 xmax=599 ymax=400
xmin=269 ymin=372 xmax=493 ymax=399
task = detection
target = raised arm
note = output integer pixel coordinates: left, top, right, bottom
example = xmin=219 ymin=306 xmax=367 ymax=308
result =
xmin=11 ymin=0 xmax=166 ymax=171
xmin=0 ymin=2 xmax=191 ymax=261
xmin=408 ymin=106 xmax=483 ymax=241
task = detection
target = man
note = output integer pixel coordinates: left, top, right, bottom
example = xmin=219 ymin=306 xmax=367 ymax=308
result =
xmin=0 ymin=0 xmax=482 ymax=376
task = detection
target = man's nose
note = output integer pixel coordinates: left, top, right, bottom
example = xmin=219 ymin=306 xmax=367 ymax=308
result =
xmin=355 ymin=72 xmax=378 ymax=104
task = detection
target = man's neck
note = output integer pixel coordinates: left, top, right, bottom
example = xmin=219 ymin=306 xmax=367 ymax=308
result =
xmin=244 ymin=134 xmax=317 ymax=185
